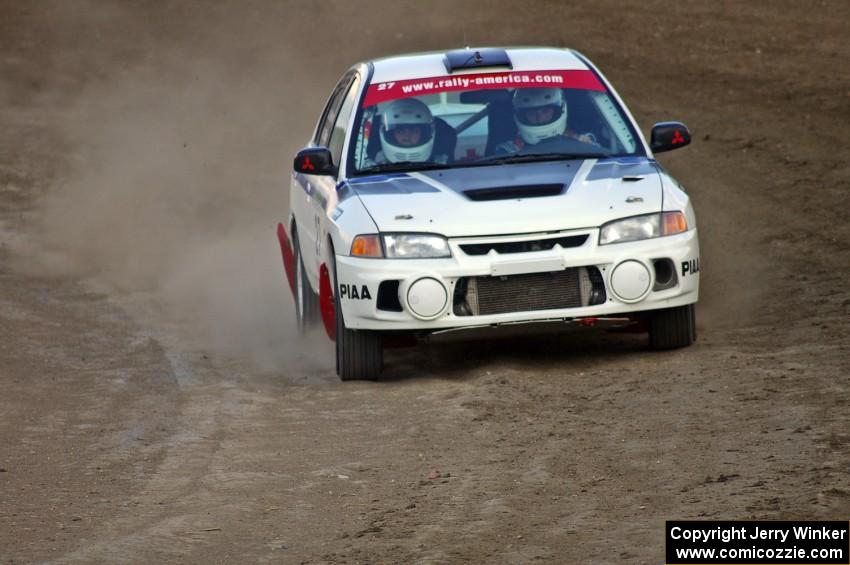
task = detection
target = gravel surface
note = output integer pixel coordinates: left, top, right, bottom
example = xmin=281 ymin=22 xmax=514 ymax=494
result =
xmin=1 ymin=1 xmax=848 ymax=563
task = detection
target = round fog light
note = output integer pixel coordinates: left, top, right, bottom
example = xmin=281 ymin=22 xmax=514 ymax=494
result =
xmin=406 ymin=277 xmax=448 ymax=320
xmin=610 ymin=260 xmax=652 ymax=302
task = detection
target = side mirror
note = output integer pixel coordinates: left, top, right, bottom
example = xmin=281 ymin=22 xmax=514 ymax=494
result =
xmin=294 ymin=147 xmax=336 ymax=176
xmin=650 ymin=122 xmax=691 ymax=153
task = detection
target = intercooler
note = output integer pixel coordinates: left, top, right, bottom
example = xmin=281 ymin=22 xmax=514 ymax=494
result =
xmin=453 ymin=266 xmax=606 ymax=316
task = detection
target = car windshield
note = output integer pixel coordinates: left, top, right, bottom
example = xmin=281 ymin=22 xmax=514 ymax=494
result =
xmin=348 ymin=68 xmax=643 ymax=175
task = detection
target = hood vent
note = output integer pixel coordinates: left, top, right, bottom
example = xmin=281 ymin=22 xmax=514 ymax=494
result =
xmin=463 ymin=183 xmax=564 ymax=202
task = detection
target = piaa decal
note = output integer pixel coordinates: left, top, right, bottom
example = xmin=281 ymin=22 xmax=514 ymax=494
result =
xmin=339 ymin=284 xmax=372 ymax=300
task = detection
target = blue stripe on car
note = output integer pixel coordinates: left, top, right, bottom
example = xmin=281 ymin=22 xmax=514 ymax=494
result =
xmin=585 ymin=157 xmax=659 ymax=181
xmin=348 ymin=174 xmax=441 ymax=196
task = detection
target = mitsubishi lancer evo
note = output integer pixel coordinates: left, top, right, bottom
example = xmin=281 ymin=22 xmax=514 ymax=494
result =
xmin=277 ymin=47 xmax=699 ymax=380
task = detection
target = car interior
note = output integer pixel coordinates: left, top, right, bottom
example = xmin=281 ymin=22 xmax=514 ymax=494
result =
xmin=358 ymin=87 xmax=634 ymax=167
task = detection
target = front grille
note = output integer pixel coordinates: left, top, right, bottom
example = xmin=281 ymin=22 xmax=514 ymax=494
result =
xmin=453 ymin=266 xmax=606 ymax=316
xmin=459 ymin=234 xmax=588 ymax=256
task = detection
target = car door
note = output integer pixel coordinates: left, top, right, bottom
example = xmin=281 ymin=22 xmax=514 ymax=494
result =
xmin=292 ymin=73 xmax=353 ymax=278
xmin=303 ymin=72 xmax=361 ymax=285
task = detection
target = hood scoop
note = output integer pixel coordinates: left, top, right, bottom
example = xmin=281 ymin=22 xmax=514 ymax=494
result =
xmin=463 ymin=183 xmax=565 ymax=202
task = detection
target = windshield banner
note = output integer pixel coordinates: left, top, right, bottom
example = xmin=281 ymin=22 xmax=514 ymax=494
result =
xmin=362 ymin=69 xmax=605 ymax=107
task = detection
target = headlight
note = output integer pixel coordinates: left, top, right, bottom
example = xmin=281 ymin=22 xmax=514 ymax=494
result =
xmin=599 ymin=212 xmax=688 ymax=245
xmin=383 ymin=233 xmax=451 ymax=258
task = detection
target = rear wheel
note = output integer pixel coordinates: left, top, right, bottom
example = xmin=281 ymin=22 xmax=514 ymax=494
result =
xmin=332 ymin=255 xmax=383 ymax=381
xmin=293 ymin=232 xmax=318 ymax=334
xmin=649 ymin=303 xmax=697 ymax=350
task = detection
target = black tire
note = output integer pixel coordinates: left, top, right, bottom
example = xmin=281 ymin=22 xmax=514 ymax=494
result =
xmin=649 ymin=303 xmax=697 ymax=350
xmin=332 ymin=255 xmax=383 ymax=381
xmin=293 ymin=231 xmax=319 ymax=334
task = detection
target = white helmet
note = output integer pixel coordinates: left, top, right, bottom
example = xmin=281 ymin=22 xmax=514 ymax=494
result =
xmin=512 ymin=88 xmax=567 ymax=145
xmin=379 ymin=98 xmax=435 ymax=163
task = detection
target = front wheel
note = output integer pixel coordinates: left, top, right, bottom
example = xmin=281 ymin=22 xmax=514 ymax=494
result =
xmin=332 ymin=256 xmax=383 ymax=381
xmin=649 ymin=303 xmax=697 ymax=350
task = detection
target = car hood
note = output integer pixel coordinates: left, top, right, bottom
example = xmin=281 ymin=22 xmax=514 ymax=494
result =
xmin=347 ymin=157 xmax=663 ymax=237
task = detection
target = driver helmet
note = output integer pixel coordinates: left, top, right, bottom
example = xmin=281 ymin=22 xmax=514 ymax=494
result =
xmin=379 ymin=98 xmax=435 ymax=163
xmin=512 ymin=88 xmax=567 ymax=145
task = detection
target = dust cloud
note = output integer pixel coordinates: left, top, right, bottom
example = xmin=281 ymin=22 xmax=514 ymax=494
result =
xmin=23 ymin=3 xmax=345 ymax=374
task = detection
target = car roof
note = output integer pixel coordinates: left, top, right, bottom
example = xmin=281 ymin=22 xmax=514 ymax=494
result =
xmin=369 ymin=47 xmax=589 ymax=83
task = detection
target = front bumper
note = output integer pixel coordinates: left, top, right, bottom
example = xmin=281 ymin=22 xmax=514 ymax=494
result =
xmin=335 ymin=228 xmax=699 ymax=331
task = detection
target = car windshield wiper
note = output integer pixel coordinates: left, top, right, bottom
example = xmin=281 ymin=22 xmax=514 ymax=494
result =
xmin=470 ymin=152 xmax=614 ymax=166
xmin=356 ymin=161 xmax=452 ymax=175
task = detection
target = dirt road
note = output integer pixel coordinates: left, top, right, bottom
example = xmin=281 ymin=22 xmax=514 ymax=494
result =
xmin=1 ymin=1 xmax=848 ymax=563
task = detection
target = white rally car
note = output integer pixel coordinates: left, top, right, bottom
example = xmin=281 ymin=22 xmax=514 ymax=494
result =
xmin=278 ymin=47 xmax=699 ymax=380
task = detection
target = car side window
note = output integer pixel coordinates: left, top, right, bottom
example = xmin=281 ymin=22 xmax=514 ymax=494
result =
xmin=327 ymin=75 xmax=361 ymax=170
xmin=315 ymin=74 xmax=354 ymax=147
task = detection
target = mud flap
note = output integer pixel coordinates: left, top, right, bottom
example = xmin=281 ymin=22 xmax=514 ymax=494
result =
xmin=319 ymin=263 xmax=336 ymax=341
xmin=276 ymin=223 xmax=296 ymax=297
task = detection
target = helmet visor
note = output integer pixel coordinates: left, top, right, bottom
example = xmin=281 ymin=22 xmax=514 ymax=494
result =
xmin=383 ymin=123 xmax=434 ymax=148
xmin=514 ymin=103 xmax=564 ymax=127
